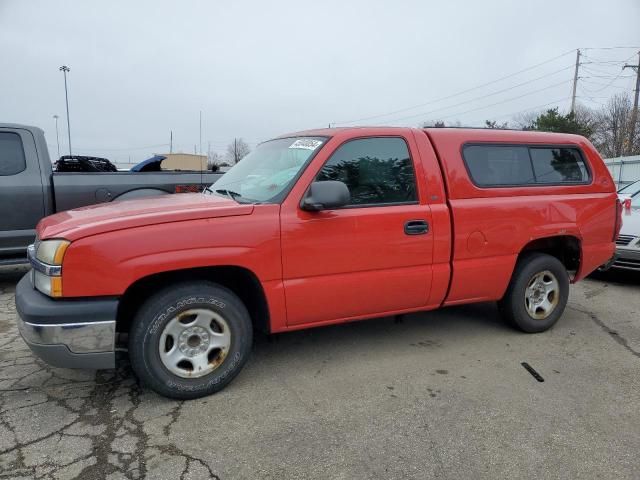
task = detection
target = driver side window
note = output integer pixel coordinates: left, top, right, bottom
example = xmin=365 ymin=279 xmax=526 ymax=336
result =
xmin=316 ymin=137 xmax=417 ymax=206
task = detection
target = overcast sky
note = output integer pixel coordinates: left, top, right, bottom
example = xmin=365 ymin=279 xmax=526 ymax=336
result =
xmin=1 ymin=0 xmax=639 ymax=165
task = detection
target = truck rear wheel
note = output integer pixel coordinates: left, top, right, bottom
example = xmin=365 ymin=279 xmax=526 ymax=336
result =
xmin=128 ymin=281 xmax=252 ymax=399
xmin=499 ymin=253 xmax=569 ymax=333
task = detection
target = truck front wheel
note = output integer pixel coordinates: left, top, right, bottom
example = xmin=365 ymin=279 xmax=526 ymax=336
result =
xmin=499 ymin=253 xmax=569 ymax=333
xmin=128 ymin=281 xmax=253 ymax=399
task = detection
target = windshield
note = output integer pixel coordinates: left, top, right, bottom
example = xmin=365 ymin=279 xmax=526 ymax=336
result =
xmin=208 ymin=136 xmax=327 ymax=203
xmin=618 ymin=180 xmax=640 ymax=196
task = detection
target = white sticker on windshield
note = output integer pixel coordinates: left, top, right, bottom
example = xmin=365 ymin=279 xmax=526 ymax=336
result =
xmin=289 ymin=139 xmax=323 ymax=150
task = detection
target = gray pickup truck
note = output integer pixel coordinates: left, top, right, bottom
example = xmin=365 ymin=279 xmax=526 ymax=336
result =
xmin=0 ymin=123 xmax=222 ymax=264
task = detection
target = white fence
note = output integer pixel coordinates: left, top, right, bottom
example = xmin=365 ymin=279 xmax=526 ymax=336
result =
xmin=604 ymin=155 xmax=640 ymax=188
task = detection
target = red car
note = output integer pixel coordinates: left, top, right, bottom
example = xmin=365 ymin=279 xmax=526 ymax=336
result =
xmin=16 ymin=127 xmax=620 ymax=399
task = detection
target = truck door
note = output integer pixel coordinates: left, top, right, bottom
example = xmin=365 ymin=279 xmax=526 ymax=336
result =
xmin=0 ymin=128 xmax=45 ymax=257
xmin=280 ymin=135 xmax=434 ymax=327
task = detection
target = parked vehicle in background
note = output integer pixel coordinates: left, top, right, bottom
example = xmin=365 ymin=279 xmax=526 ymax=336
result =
xmin=618 ymin=179 xmax=640 ymax=200
xmin=54 ymin=155 xmax=118 ymax=172
xmin=0 ymin=123 xmax=223 ymax=263
xmin=131 ymin=154 xmax=216 ymax=172
xmin=609 ymin=195 xmax=640 ymax=271
xmin=15 ymin=126 xmax=619 ymax=399
xmin=130 ymin=155 xmax=167 ymax=172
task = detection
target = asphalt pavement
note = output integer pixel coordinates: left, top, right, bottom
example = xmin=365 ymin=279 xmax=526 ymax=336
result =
xmin=0 ymin=265 xmax=638 ymax=479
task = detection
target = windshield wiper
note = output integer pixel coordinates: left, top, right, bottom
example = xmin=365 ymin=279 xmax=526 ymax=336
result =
xmin=215 ymin=188 xmax=240 ymax=200
xmin=213 ymin=188 xmax=254 ymax=204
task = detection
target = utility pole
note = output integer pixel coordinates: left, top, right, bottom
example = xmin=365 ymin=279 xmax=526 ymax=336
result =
xmin=59 ymin=66 xmax=72 ymax=156
xmin=170 ymin=130 xmax=173 ymax=153
xmin=53 ymin=115 xmax=60 ymax=159
xmin=199 ymin=111 xmax=202 ymax=155
xmin=570 ymin=49 xmax=581 ymax=114
xmin=623 ymin=51 xmax=640 ymax=155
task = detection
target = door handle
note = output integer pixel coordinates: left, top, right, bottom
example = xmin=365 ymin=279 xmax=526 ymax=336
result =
xmin=404 ymin=219 xmax=429 ymax=235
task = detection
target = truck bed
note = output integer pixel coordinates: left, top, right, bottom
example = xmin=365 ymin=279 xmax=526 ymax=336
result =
xmin=52 ymin=171 xmax=223 ymax=211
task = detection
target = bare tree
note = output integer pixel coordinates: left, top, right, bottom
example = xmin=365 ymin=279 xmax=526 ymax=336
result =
xmin=512 ymin=110 xmax=540 ymax=130
xmin=422 ymin=120 xmax=446 ymax=128
xmin=226 ymin=138 xmax=251 ymax=164
xmin=421 ymin=120 xmax=463 ymax=128
xmin=591 ymin=93 xmax=640 ymax=157
xmin=574 ymin=104 xmax=599 ymax=135
xmin=207 ymin=151 xmax=223 ymax=171
xmin=484 ymin=120 xmax=509 ymax=129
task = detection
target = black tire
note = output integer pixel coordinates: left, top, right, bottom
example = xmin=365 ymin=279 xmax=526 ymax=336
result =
xmin=128 ymin=281 xmax=253 ymax=400
xmin=498 ymin=253 xmax=569 ymax=333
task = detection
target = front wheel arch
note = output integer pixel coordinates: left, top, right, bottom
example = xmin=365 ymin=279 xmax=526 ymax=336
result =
xmin=116 ymin=266 xmax=270 ymax=340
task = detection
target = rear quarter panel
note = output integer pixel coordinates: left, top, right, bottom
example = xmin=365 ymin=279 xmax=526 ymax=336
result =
xmin=424 ymin=129 xmax=616 ymax=305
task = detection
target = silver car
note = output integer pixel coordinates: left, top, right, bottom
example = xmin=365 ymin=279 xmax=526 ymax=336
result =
xmin=611 ymin=195 xmax=640 ymax=271
xmin=618 ymin=179 xmax=640 ymax=200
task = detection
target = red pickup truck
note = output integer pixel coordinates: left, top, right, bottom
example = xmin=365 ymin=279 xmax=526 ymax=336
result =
xmin=15 ymin=127 xmax=620 ymax=399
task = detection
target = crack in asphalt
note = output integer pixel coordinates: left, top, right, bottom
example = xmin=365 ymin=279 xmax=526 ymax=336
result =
xmin=0 ymin=274 xmax=221 ymax=480
xmin=163 ymin=400 xmax=185 ymax=437
xmin=568 ymin=303 xmax=640 ymax=359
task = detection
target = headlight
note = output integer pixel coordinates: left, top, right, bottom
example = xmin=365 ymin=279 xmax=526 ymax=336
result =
xmin=36 ymin=239 xmax=70 ymax=266
xmin=30 ymin=239 xmax=70 ymax=297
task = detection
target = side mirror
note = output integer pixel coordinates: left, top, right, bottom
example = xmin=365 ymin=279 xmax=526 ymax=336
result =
xmin=301 ymin=181 xmax=350 ymax=211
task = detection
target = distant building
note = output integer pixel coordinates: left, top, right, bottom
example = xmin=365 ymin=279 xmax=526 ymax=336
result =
xmin=160 ymin=153 xmax=208 ymax=171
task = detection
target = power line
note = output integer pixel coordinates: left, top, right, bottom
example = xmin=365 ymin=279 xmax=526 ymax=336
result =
xmin=580 ymin=79 xmax=632 ymax=92
xmin=381 ymin=66 xmax=573 ymax=123
xmin=581 ymin=74 xmax=634 ymax=79
xmin=581 ymin=46 xmax=640 ymax=51
xmin=333 ymin=47 xmax=639 ymax=127
xmin=386 ymin=79 xmax=572 ymax=124
xmin=576 ymin=95 xmax=607 ymax=107
xmin=581 ymin=58 xmax=628 ymax=66
xmin=441 ymin=81 xmax=573 ymax=121
xmin=473 ymin=96 xmax=571 ymax=123
xmin=579 ymin=53 xmax=638 ymax=94
xmin=581 ymin=65 xmax=625 ymax=77
xmin=333 ymin=49 xmax=576 ymax=125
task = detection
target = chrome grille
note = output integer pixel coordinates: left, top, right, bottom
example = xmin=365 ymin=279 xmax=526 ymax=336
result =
xmin=616 ymin=235 xmax=635 ymax=246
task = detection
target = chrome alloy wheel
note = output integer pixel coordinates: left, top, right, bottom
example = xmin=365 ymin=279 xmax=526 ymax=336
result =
xmin=159 ymin=308 xmax=231 ymax=378
xmin=524 ymin=270 xmax=560 ymax=320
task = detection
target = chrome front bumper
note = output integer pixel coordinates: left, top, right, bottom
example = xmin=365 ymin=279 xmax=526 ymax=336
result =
xmin=611 ymin=246 xmax=640 ymax=271
xmin=14 ymin=274 xmax=118 ymax=370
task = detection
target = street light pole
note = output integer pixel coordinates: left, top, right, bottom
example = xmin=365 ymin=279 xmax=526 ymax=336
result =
xmin=59 ymin=65 xmax=72 ymax=156
xmin=53 ymin=115 xmax=60 ymax=159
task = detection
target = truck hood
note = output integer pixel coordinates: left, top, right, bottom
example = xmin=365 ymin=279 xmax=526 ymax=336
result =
xmin=38 ymin=193 xmax=254 ymax=240
xmin=620 ymin=208 xmax=640 ymax=237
